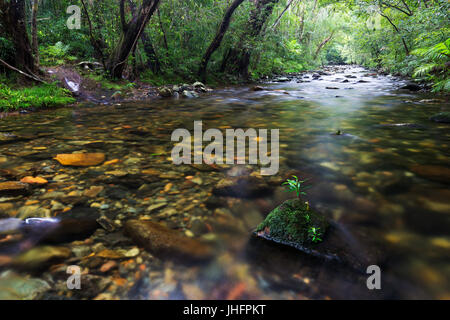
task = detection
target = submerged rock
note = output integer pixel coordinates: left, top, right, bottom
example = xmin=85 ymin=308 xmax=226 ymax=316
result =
xmin=0 ymin=181 xmax=31 ymax=196
xmin=251 ymin=86 xmax=264 ymax=91
xmin=430 ymin=112 xmax=450 ymax=124
xmin=213 ymin=176 xmax=272 ymax=198
xmin=410 ymin=165 xmax=450 ymax=184
xmin=11 ymin=246 xmax=71 ymax=271
xmin=22 ymin=206 xmax=101 ymax=243
xmin=0 ymin=271 xmax=50 ymax=299
xmin=124 ymin=219 xmax=214 ymax=263
xmin=54 ymin=153 xmax=106 ymax=166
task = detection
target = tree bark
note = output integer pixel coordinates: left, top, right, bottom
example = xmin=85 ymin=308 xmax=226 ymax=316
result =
xmin=107 ymin=0 xmax=161 ymax=78
xmin=313 ymin=31 xmax=335 ymax=60
xmin=221 ymin=0 xmax=280 ymax=79
xmin=270 ymin=0 xmax=295 ymax=29
xmin=31 ymin=0 xmax=39 ymax=66
xmin=198 ymin=0 xmax=245 ymax=80
xmin=128 ymin=0 xmax=161 ymax=74
xmin=80 ymin=0 xmax=107 ymax=68
xmin=0 ymin=0 xmax=38 ymax=76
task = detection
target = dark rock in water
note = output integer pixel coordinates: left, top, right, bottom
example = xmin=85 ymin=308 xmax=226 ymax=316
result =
xmin=400 ymin=83 xmax=422 ymax=91
xmin=341 ymin=79 xmax=349 ymax=83
xmin=0 ymin=133 xmax=32 ymax=146
xmin=326 ymin=87 xmax=339 ymax=90
xmin=430 ymin=112 xmax=450 ymax=124
xmin=251 ymin=86 xmax=264 ymax=91
xmin=105 ymin=186 xmax=130 ymax=200
xmin=357 ymin=80 xmax=369 ymax=83
xmin=410 ymin=165 xmax=450 ymax=184
xmin=124 ymin=220 xmax=214 ymax=263
xmin=344 ymin=75 xmax=357 ymax=79
xmin=23 ymin=206 xmax=101 ymax=243
xmin=213 ymin=176 xmax=272 ymax=198
xmin=158 ymin=87 xmax=173 ymax=98
xmin=20 ymin=152 xmax=54 ymax=161
xmin=0 ymin=181 xmax=31 ymax=196
xmin=204 ymin=195 xmax=227 ymax=209
xmin=253 ymin=199 xmax=376 ymax=271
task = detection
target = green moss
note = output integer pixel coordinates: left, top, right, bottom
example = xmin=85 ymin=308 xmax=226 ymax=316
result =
xmin=0 ymin=83 xmax=76 ymax=111
xmin=86 ymin=74 xmax=129 ymax=91
xmin=256 ymin=199 xmax=328 ymax=245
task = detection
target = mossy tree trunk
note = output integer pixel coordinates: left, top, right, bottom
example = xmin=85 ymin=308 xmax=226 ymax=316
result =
xmin=0 ymin=0 xmax=38 ymax=76
xmin=221 ymin=0 xmax=280 ymax=79
xmin=198 ymin=0 xmax=245 ymax=81
xmin=31 ymin=0 xmax=39 ymax=66
xmin=128 ymin=0 xmax=161 ymax=74
xmin=107 ymin=0 xmax=160 ymax=78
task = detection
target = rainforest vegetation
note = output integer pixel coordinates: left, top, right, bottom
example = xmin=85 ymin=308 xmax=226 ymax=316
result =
xmin=0 ymin=0 xmax=449 ymax=110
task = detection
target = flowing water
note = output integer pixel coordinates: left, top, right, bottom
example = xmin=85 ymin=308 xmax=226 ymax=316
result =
xmin=0 ymin=66 xmax=449 ymax=299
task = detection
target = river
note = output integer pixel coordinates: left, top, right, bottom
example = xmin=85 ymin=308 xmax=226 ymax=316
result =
xmin=0 ymin=65 xmax=448 ymax=299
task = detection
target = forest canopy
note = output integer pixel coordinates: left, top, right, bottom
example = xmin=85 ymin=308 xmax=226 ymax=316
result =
xmin=0 ymin=0 xmax=448 ymax=91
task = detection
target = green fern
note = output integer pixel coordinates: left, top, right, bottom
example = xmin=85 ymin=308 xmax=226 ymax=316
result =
xmin=412 ymin=38 xmax=450 ymax=92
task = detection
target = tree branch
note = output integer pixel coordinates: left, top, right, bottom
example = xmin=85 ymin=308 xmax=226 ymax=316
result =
xmin=0 ymin=57 xmax=45 ymax=83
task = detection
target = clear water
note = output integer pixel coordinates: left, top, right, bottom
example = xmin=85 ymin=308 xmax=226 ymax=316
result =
xmin=0 ymin=66 xmax=449 ymax=299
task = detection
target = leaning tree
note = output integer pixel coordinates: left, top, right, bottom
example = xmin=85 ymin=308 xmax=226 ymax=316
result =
xmin=220 ymin=0 xmax=280 ymax=79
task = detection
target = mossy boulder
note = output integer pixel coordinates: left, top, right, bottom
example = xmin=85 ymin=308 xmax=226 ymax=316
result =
xmin=256 ymin=198 xmax=328 ymax=246
xmin=253 ymin=199 xmax=380 ymax=270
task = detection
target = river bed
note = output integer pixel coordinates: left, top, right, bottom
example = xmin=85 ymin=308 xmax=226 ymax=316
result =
xmin=0 ymin=66 xmax=449 ymax=300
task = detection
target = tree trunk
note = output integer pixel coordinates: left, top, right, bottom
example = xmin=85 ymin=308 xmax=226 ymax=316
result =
xmin=141 ymin=32 xmax=161 ymax=73
xmin=379 ymin=13 xmax=410 ymax=56
xmin=0 ymin=0 xmax=37 ymax=76
xmin=107 ymin=0 xmax=161 ymax=78
xmin=128 ymin=0 xmax=161 ymax=74
xmin=80 ymin=0 xmax=107 ymax=68
xmin=313 ymin=31 xmax=335 ymax=60
xmin=270 ymin=0 xmax=295 ymax=29
xmin=198 ymin=0 xmax=245 ymax=80
xmin=31 ymin=0 xmax=39 ymax=66
xmin=222 ymin=0 xmax=280 ymax=79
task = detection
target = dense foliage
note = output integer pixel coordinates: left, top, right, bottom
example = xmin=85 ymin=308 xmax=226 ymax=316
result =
xmin=0 ymin=0 xmax=448 ymax=90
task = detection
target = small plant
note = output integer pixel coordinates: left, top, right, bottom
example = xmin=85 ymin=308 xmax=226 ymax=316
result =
xmin=40 ymin=41 xmax=71 ymax=66
xmin=304 ymin=212 xmax=311 ymax=223
xmin=308 ymin=227 xmax=323 ymax=243
xmin=282 ymin=175 xmax=310 ymax=200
